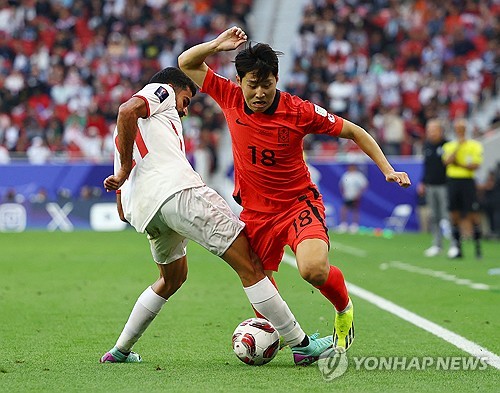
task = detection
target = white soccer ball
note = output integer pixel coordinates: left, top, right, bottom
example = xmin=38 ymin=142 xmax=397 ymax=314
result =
xmin=232 ymin=318 xmax=280 ymax=366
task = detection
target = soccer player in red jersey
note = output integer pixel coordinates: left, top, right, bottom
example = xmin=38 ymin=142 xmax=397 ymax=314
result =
xmin=179 ymin=26 xmax=411 ymax=352
xmin=100 ymin=67 xmax=334 ymax=366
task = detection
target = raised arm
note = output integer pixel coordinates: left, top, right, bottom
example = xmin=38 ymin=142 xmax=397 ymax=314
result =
xmin=103 ymin=97 xmax=147 ymax=191
xmin=339 ymin=119 xmax=411 ymax=188
xmin=178 ymin=26 xmax=247 ymax=88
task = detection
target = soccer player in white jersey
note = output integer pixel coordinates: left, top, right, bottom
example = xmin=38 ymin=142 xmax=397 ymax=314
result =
xmin=100 ymin=67 xmax=333 ymax=365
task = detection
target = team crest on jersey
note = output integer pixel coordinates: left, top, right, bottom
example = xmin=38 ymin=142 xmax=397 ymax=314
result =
xmin=278 ymin=128 xmax=290 ymax=145
xmin=327 ymin=113 xmax=336 ymax=123
xmin=314 ymin=104 xmax=327 ymax=117
xmin=154 ymin=86 xmax=169 ymax=103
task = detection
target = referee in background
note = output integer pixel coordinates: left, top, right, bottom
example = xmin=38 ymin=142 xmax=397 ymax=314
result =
xmin=442 ymin=118 xmax=484 ymax=259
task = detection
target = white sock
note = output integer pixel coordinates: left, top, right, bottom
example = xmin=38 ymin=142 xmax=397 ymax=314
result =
xmin=244 ymin=277 xmax=305 ymax=347
xmin=115 ymin=286 xmax=167 ymax=353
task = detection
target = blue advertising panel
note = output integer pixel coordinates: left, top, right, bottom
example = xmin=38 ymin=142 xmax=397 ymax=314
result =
xmin=0 ymin=159 xmax=423 ymax=231
xmin=308 ymin=157 xmax=423 ymax=231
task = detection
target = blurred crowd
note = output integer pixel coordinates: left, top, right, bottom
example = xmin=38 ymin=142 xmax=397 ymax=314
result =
xmin=286 ymin=0 xmax=499 ymax=156
xmin=0 ymin=0 xmax=251 ymax=165
xmin=0 ymin=0 xmax=498 ymax=166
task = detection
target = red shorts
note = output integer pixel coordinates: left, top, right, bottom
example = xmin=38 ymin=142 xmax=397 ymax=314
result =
xmin=241 ymin=194 xmax=330 ymax=271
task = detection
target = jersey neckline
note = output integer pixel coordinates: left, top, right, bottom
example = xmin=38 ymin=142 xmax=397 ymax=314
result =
xmin=243 ymin=90 xmax=281 ymax=115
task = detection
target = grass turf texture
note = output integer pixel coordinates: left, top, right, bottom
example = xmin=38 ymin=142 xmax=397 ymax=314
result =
xmin=0 ymin=230 xmax=499 ymax=392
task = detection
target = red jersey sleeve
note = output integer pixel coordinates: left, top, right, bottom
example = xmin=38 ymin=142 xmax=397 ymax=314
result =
xmin=297 ymin=98 xmax=344 ymax=137
xmin=201 ymin=67 xmax=241 ymax=109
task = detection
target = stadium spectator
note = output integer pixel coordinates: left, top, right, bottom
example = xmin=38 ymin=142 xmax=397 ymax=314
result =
xmin=287 ymin=0 xmax=499 ymax=154
xmin=80 ymin=126 xmax=103 ymax=162
xmin=26 ymin=136 xmax=51 ymax=164
xmin=379 ymin=105 xmax=406 ymax=156
xmin=29 ymin=187 xmax=49 ymax=204
xmin=0 ymin=0 xmax=253 ymax=162
xmin=0 ymin=141 xmax=9 ymax=163
xmin=79 ymin=185 xmax=102 ymax=201
xmin=193 ymin=127 xmax=219 ymax=188
xmin=100 ymin=67 xmax=332 ymax=365
xmin=3 ymin=188 xmax=24 ymax=203
xmin=326 ymin=72 xmax=355 ymax=118
xmin=0 ymin=1 xmax=497 ymax=162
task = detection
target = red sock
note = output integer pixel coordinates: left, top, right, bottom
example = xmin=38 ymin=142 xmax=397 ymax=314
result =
xmin=252 ymin=276 xmax=278 ymax=319
xmin=316 ymin=265 xmax=349 ymax=312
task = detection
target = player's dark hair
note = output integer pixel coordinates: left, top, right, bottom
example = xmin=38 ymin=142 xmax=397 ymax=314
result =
xmin=234 ymin=43 xmax=283 ymax=83
xmin=149 ymin=67 xmax=197 ymax=96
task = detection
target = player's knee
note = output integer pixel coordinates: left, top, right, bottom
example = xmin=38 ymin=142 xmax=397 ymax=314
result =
xmin=298 ymin=261 xmax=329 ymax=286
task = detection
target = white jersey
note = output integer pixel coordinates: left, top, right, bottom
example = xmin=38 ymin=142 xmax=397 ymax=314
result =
xmin=114 ymin=83 xmax=204 ymax=232
xmin=339 ymin=170 xmax=368 ymax=201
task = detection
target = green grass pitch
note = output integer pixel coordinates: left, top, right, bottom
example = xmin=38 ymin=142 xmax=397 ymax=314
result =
xmin=0 ymin=230 xmax=499 ymax=392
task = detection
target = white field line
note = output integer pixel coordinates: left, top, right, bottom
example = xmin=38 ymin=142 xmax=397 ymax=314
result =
xmin=330 ymin=241 xmax=368 ymax=258
xmin=281 ymin=253 xmax=500 ymax=370
xmin=380 ymin=261 xmax=492 ymax=291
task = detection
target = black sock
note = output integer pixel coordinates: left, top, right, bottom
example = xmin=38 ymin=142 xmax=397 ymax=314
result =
xmin=452 ymin=225 xmax=461 ymax=249
xmin=473 ymin=225 xmax=482 ymax=253
xmin=294 ymin=335 xmax=310 ymax=348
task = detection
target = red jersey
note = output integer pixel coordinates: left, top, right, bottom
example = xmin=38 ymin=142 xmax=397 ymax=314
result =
xmin=201 ymin=67 xmax=344 ymax=213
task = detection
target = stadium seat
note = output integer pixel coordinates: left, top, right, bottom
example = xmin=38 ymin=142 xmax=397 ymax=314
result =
xmin=384 ymin=204 xmax=413 ymax=232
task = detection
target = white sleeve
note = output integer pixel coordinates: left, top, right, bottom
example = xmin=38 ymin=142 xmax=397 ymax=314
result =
xmin=132 ymin=83 xmax=176 ymax=117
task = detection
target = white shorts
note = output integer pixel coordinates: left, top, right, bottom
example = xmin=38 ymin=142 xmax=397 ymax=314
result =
xmin=145 ymin=185 xmax=245 ymax=264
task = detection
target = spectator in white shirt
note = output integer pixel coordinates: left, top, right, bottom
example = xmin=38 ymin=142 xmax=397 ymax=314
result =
xmin=26 ymin=136 xmax=51 ymax=164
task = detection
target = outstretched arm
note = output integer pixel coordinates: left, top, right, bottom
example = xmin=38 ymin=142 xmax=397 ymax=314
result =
xmin=339 ymin=119 xmax=411 ymax=188
xmin=178 ymin=26 xmax=247 ymax=88
xmin=103 ymin=97 xmax=147 ymax=192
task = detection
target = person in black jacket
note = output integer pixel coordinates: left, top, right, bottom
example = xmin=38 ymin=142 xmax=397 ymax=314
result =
xmin=418 ymin=119 xmax=453 ymax=257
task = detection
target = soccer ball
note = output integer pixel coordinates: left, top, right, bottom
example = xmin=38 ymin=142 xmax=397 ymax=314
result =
xmin=232 ymin=318 xmax=280 ymax=366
